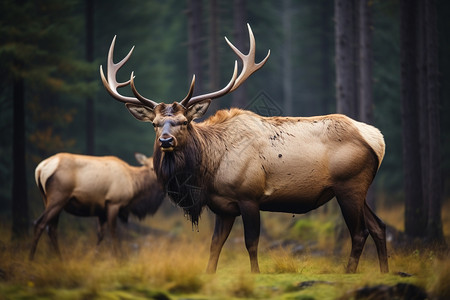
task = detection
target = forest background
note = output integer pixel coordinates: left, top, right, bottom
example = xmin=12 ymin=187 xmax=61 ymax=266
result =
xmin=0 ymin=0 xmax=449 ymax=246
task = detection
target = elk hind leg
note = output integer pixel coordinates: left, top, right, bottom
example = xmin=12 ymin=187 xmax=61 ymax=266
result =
xmin=336 ymin=193 xmax=369 ymax=273
xmin=46 ymin=214 xmax=61 ymax=259
xmin=206 ymin=214 xmax=235 ymax=273
xmin=364 ymin=202 xmax=389 ymax=273
xmin=29 ymin=204 xmax=63 ymax=260
xmin=29 ymin=212 xmax=47 ymax=260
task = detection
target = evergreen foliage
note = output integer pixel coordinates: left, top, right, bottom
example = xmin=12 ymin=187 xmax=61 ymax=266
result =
xmin=0 ymin=0 xmax=448 ymax=241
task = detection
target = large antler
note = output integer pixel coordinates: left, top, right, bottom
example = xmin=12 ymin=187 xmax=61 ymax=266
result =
xmin=101 ymin=24 xmax=270 ymax=110
xmin=181 ymin=23 xmax=271 ymax=108
xmin=100 ymin=36 xmax=159 ymax=109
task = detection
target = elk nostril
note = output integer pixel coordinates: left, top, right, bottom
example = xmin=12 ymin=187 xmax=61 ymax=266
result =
xmin=159 ymin=136 xmax=173 ymax=143
xmin=159 ymin=136 xmax=174 ymax=148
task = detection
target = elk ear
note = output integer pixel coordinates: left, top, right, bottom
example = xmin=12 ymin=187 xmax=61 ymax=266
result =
xmin=185 ymin=99 xmax=211 ymax=121
xmin=134 ymin=153 xmax=148 ymax=165
xmin=125 ymin=103 xmax=156 ymax=122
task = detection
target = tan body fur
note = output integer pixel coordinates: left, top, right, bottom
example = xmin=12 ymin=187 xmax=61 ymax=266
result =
xmin=30 ymin=153 xmax=164 ymax=260
xmin=200 ymin=110 xmax=384 ymax=216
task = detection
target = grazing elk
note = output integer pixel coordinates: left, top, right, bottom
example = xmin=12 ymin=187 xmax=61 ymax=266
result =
xmin=30 ymin=153 xmax=164 ymax=260
xmin=100 ymin=24 xmax=388 ymax=273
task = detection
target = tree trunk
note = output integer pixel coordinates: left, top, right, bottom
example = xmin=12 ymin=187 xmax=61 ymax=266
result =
xmin=282 ymin=0 xmax=293 ymax=116
xmin=400 ymin=0 xmax=427 ymax=239
xmin=11 ymin=75 xmax=29 ymax=240
xmin=231 ymin=0 xmax=247 ymax=108
xmin=187 ymin=0 xmax=204 ymax=94
xmin=335 ymin=0 xmax=357 ymax=119
xmin=358 ymin=0 xmax=373 ymax=124
xmin=85 ymin=0 xmax=95 ymax=155
xmin=424 ymin=0 xmax=445 ymax=246
xmin=320 ymin=0 xmax=333 ymax=115
xmin=208 ymin=0 xmax=220 ymax=112
xmin=358 ymin=0 xmax=376 ymax=209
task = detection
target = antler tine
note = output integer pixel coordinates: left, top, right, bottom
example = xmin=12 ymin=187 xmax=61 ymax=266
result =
xmin=227 ymin=23 xmax=271 ymax=92
xmin=185 ymin=24 xmax=269 ymax=108
xmin=129 ymin=72 xmax=161 ymax=108
xmin=187 ymin=60 xmax=239 ymax=107
xmin=179 ymin=75 xmax=196 ymax=108
xmin=100 ymin=36 xmax=159 ymax=108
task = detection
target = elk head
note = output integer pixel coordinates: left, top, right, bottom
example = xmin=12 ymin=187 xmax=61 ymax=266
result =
xmin=100 ymin=24 xmax=270 ymax=152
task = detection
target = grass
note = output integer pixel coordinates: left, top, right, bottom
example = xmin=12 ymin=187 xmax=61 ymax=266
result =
xmin=0 ymin=201 xmax=449 ymax=299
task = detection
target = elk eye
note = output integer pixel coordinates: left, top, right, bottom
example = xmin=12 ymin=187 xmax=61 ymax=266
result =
xmin=152 ymin=123 xmax=157 ymax=128
xmin=183 ymin=121 xmax=188 ymax=126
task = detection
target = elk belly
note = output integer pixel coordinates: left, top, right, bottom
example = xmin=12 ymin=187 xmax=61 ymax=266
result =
xmin=259 ymin=187 xmax=334 ymax=214
xmin=63 ymin=196 xmax=105 ymax=217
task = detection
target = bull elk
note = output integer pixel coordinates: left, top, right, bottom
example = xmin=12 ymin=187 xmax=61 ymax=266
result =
xmin=100 ymin=24 xmax=388 ymax=273
xmin=30 ymin=153 xmax=164 ymax=260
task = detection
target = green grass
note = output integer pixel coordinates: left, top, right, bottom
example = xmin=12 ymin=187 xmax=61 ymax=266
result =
xmin=1 ymin=202 xmax=449 ymax=299
xmin=1 ymin=238 xmax=448 ymax=299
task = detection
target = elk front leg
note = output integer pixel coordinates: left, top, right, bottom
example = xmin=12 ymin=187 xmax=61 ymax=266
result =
xmin=239 ymin=201 xmax=261 ymax=273
xmin=106 ymin=203 xmax=121 ymax=256
xmin=96 ymin=214 xmax=107 ymax=246
xmin=206 ymin=214 xmax=235 ymax=273
xmin=46 ymin=214 xmax=61 ymax=258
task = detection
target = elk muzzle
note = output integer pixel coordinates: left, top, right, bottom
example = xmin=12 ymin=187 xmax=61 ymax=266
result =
xmin=159 ymin=135 xmax=175 ymax=151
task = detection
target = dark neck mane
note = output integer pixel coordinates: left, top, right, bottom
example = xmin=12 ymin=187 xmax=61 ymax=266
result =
xmin=153 ymin=110 xmax=245 ymax=226
xmin=153 ymin=126 xmax=208 ymax=227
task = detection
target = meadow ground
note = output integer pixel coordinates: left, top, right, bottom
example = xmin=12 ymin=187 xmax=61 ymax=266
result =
xmin=0 ymin=200 xmax=449 ymax=300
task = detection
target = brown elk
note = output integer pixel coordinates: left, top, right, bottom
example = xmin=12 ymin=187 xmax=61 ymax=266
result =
xmin=30 ymin=153 xmax=164 ymax=260
xmin=100 ymin=24 xmax=388 ymax=273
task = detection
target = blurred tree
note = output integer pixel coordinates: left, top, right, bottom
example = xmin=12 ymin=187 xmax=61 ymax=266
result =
xmin=282 ymin=0 xmax=293 ymax=116
xmin=231 ymin=0 xmax=247 ymax=108
xmin=335 ymin=0 xmax=357 ymax=119
xmin=0 ymin=0 xmax=448 ymax=238
xmin=422 ymin=0 xmax=444 ymax=245
xmin=187 ymin=0 xmax=205 ymax=95
xmin=335 ymin=0 xmax=374 ymax=122
xmin=208 ymin=0 xmax=220 ymax=113
xmin=400 ymin=0 xmax=425 ymax=239
xmin=11 ymin=62 xmax=28 ymax=239
xmin=85 ymin=0 xmax=95 ymax=155
xmin=437 ymin=0 xmax=450 ymax=209
xmin=358 ymin=0 xmax=373 ymax=126
xmin=319 ymin=0 xmax=335 ymax=115
xmin=401 ymin=0 xmax=445 ymax=245
xmin=371 ymin=0 xmax=402 ymax=197
xmin=0 ymin=0 xmax=95 ymax=238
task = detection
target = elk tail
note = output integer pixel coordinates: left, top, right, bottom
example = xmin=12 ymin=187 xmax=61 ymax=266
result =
xmin=356 ymin=122 xmax=386 ymax=170
xmin=35 ymin=165 xmax=47 ymax=207
xmin=34 ymin=156 xmax=59 ymax=207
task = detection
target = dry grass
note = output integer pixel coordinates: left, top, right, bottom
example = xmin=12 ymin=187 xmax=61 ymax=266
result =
xmin=1 ymin=199 xmax=449 ymax=299
xmin=0 ymin=236 xmax=208 ymax=291
xmin=267 ymin=247 xmax=301 ymax=274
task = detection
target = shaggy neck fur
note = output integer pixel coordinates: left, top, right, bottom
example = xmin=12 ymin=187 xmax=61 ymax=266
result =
xmin=152 ymin=109 xmax=246 ymax=226
xmin=153 ymin=124 xmax=212 ymax=227
xmin=117 ymin=167 xmax=164 ymax=222
xmin=127 ymin=167 xmax=165 ymax=220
